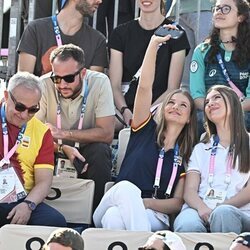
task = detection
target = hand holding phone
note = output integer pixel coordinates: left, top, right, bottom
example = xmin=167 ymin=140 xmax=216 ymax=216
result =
xmin=73 ymin=157 xmax=88 ymax=174
xmin=154 ymin=26 xmax=184 ymax=39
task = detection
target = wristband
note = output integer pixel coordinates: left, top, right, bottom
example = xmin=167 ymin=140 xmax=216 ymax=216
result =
xmin=120 ymin=106 xmax=129 ymax=115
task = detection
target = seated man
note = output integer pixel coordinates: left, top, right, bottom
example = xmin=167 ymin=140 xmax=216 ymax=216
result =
xmin=17 ymin=0 xmax=108 ymax=76
xmin=42 ymin=228 xmax=84 ymax=250
xmin=0 ymin=72 xmax=66 ymax=227
xmin=36 ymin=43 xmax=115 ymax=211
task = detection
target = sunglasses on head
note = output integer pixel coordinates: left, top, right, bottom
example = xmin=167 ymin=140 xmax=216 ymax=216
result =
xmin=211 ymin=5 xmax=232 ymax=15
xmin=50 ymin=67 xmax=83 ymax=84
xmin=9 ymin=92 xmax=40 ymax=114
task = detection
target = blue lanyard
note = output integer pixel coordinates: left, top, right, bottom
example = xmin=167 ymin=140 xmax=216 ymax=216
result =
xmin=216 ymin=53 xmax=245 ymax=101
xmin=51 ymin=15 xmax=63 ymax=46
xmin=0 ymin=103 xmax=26 ymax=167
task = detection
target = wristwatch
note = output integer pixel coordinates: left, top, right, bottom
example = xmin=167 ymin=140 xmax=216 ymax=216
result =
xmin=23 ymin=200 xmax=37 ymax=211
xmin=58 ymin=144 xmax=64 ymax=154
xmin=120 ymin=106 xmax=129 ymax=115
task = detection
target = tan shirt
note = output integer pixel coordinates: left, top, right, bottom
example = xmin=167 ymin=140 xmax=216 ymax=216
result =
xmin=36 ymin=70 xmax=115 ymax=145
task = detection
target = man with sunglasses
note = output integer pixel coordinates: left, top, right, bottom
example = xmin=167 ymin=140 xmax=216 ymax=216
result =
xmin=0 ymin=72 xmax=67 ymax=228
xmin=230 ymin=233 xmax=250 ymax=250
xmin=36 ymin=43 xmax=115 ymax=211
xmin=17 ymin=0 xmax=107 ymax=77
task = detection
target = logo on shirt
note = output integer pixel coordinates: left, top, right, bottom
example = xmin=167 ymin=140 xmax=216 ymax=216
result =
xmin=240 ymin=72 xmax=249 ymax=80
xmin=21 ymin=136 xmax=30 ymax=148
xmin=190 ymin=61 xmax=198 ymax=73
xmin=209 ymin=69 xmax=217 ymax=77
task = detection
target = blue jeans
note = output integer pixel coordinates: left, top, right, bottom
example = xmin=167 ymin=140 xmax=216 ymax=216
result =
xmin=0 ymin=198 xmax=67 ymax=227
xmin=174 ymin=205 xmax=250 ymax=233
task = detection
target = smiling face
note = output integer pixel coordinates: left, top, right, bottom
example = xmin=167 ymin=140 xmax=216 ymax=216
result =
xmin=204 ymin=89 xmax=230 ymax=126
xmin=4 ymin=86 xmax=41 ymax=128
xmin=164 ymin=93 xmax=191 ymax=127
xmin=138 ymin=0 xmax=162 ymax=14
xmin=212 ymin=0 xmax=243 ymax=30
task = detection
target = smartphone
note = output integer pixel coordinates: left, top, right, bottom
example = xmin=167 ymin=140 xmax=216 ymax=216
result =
xmin=73 ymin=157 xmax=87 ymax=174
xmin=154 ymin=26 xmax=184 ymax=39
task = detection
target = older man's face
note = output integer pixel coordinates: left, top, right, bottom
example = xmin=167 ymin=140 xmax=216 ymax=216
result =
xmin=75 ymin=0 xmax=102 ymax=16
xmin=4 ymin=86 xmax=40 ymax=127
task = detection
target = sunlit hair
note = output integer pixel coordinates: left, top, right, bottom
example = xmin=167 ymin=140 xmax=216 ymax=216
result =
xmin=7 ymin=71 xmax=42 ymax=99
xmin=202 ymin=85 xmax=250 ymax=172
xmin=50 ymin=43 xmax=85 ymax=69
xmin=208 ymin=0 xmax=250 ymax=67
xmin=155 ymin=89 xmax=198 ymax=165
xmin=161 ymin=0 xmax=166 ymax=15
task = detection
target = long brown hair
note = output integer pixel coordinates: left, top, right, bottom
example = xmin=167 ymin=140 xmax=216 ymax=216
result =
xmin=202 ymin=85 xmax=250 ymax=173
xmin=155 ymin=89 xmax=198 ymax=165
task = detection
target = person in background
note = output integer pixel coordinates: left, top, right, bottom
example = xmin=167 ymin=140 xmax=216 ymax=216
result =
xmin=17 ymin=0 xmax=107 ymax=76
xmin=0 ymin=72 xmax=66 ymax=227
xmin=42 ymin=228 xmax=84 ymax=250
xmin=93 ymin=31 xmax=197 ymax=231
xmin=139 ymin=231 xmax=186 ymax=250
xmin=109 ymin=0 xmax=190 ymax=131
xmin=190 ymin=0 xmax=250 ymax=135
xmin=174 ymin=85 xmax=250 ymax=234
xmin=230 ymin=233 xmax=250 ymax=250
xmin=36 ymin=43 xmax=115 ymax=211
xmin=167 ymin=0 xmax=213 ymax=91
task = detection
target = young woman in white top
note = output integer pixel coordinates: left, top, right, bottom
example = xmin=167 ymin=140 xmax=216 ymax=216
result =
xmin=174 ymin=85 xmax=250 ymax=234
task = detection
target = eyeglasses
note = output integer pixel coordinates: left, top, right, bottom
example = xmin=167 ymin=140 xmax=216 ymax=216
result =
xmin=50 ymin=67 xmax=83 ymax=84
xmin=9 ymin=92 xmax=40 ymax=114
xmin=211 ymin=5 xmax=232 ymax=15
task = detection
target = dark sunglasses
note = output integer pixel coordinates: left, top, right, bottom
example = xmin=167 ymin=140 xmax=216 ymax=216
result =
xmin=9 ymin=92 xmax=40 ymax=114
xmin=50 ymin=67 xmax=83 ymax=84
xmin=211 ymin=5 xmax=232 ymax=15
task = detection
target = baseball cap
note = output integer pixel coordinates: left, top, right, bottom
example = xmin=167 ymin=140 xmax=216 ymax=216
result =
xmin=161 ymin=231 xmax=186 ymax=250
xmin=45 ymin=228 xmax=84 ymax=250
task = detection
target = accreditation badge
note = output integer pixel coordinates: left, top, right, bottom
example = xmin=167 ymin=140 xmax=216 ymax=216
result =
xmin=203 ymin=187 xmax=226 ymax=209
xmin=0 ymin=168 xmax=17 ymax=203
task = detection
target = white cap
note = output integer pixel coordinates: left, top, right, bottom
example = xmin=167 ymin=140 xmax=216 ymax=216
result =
xmin=156 ymin=231 xmax=186 ymax=250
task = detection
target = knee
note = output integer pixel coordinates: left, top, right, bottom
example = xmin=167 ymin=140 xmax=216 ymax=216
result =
xmin=114 ymin=181 xmax=141 ymax=198
xmin=90 ymin=143 xmax=111 ymax=157
xmin=101 ymin=207 xmax=124 ymax=229
xmin=210 ymin=204 xmax=238 ymax=220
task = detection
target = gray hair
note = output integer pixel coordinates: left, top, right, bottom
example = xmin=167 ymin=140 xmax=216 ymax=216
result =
xmin=7 ymin=72 xmax=42 ymax=99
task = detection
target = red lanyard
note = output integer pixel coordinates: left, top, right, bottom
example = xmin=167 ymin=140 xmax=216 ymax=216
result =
xmin=153 ymin=144 xmax=180 ymax=198
xmin=208 ymin=135 xmax=233 ymax=188
xmin=0 ymin=103 xmax=26 ymax=168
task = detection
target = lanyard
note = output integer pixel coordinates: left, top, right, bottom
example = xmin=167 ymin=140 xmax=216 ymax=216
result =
xmin=52 ymin=15 xmax=63 ymax=46
xmin=216 ymin=53 xmax=245 ymax=102
xmin=0 ymin=103 xmax=26 ymax=168
xmin=56 ymin=79 xmax=89 ymax=148
xmin=153 ymin=144 xmax=180 ymax=198
xmin=208 ymin=135 xmax=233 ymax=188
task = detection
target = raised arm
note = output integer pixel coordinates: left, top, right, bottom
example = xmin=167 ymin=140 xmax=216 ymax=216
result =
xmin=132 ymin=34 xmax=171 ymax=127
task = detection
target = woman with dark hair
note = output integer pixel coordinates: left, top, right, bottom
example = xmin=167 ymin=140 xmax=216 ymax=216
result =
xmin=109 ymin=0 xmax=190 ymax=131
xmin=93 ymin=31 xmax=197 ymax=232
xmin=190 ymin=0 xmax=250 ymax=134
xmin=174 ymin=85 xmax=250 ymax=233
